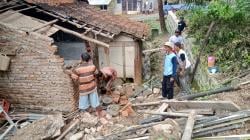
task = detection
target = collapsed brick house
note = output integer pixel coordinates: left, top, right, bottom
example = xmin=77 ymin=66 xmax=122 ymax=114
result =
xmin=0 ymin=0 xmax=149 ymax=112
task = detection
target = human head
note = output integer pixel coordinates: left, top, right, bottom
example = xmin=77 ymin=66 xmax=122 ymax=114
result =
xmin=174 ymin=42 xmax=182 ymax=52
xmin=81 ymin=52 xmax=91 ymax=62
xmin=175 ymin=29 xmax=181 ymax=36
xmin=164 ymin=42 xmax=174 ymax=53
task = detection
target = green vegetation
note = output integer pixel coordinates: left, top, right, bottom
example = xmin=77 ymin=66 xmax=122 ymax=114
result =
xmin=185 ymin=0 xmax=250 ymax=75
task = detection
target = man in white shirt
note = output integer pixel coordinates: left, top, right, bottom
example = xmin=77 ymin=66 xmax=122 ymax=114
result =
xmin=174 ymin=42 xmax=192 ymax=95
xmin=169 ymin=30 xmax=184 ymax=47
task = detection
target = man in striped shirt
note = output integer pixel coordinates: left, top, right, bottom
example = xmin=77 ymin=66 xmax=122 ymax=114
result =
xmin=71 ymin=53 xmax=100 ymax=112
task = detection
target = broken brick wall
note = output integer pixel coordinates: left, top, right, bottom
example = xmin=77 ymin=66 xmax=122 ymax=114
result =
xmin=0 ymin=23 xmax=77 ymax=112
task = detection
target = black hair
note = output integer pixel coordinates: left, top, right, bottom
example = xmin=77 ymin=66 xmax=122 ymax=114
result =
xmin=81 ymin=52 xmax=91 ymax=62
xmin=175 ymin=42 xmax=182 ymax=48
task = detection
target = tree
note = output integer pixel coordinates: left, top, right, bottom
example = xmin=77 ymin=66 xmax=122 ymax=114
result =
xmin=158 ymin=0 xmax=167 ymax=33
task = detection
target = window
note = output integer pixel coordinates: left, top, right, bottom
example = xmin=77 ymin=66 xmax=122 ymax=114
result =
xmin=117 ymin=0 xmax=121 ymax=4
xmin=100 ymin=5 xmax=108 ymax=10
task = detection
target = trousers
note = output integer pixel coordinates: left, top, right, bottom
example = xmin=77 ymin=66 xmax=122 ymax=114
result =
xmin=162 ymin=75 xmax=174 ymax=99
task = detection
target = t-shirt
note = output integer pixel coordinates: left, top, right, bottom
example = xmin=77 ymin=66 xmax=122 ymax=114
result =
xmin=178 ymin=21 xmax=187 ymax=32
xmin=177 ymin=49 xmax=191 ymax=69
xmin=169 ymin=35 xmax=184 ymax=45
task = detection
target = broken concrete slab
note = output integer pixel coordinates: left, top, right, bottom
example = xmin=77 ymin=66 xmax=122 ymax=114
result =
xmin=11 ymin=113 xmax=64 ymax=140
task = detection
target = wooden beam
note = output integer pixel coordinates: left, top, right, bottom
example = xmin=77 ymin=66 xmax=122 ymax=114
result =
xmin=30 ymin=19 xmax=58 ymax=32
xmin=161 ymin=100 xmax=241 ymax=111
xmin=14 ymin=6 xmax=36 ymax=13
xmin=83 ymin=27 xmax=94 ymax=35
xmin=181 ymin=110 xmax=196 ymax=140
xmin=132 ymin=102 xmax=161 ymax=107
xmin=56 ymin=119 xmax=80 ymax=140
xmin=0 ymin=4 xmax=24 ymax=13
xmin=53 ymin=25 xmax=109 ymax=48
xmin=137 ymin=110 xmax=202 ymax=118
xmin=176 ymin=109 xmax=214 ymax=115
xmin=134 ymin=41 xmax=142 ymax=85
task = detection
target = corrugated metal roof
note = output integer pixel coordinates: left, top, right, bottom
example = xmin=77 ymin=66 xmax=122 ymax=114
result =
xmin=88 ymin=0 xmax=112 ymax=5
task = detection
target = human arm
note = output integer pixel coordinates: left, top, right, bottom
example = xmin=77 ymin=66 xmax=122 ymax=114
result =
xmin=171 ymin=56 xmax=177 ymax=81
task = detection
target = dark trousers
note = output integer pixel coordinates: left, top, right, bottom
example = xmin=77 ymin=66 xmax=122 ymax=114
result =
xmin=162 ymin=75 xmax=174 ymax=99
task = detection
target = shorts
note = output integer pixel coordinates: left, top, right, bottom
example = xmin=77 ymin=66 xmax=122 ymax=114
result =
xmin=79 ymin=89 xmax=100 ymax=110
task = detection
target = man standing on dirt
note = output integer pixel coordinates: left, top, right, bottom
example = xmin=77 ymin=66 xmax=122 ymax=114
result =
xmin=162 ymin=42 xmax=177 ymax=99
xmin=174 ymin=42 xmax=192 ymax=95
xmin=169 ymin=30 xmax=184 ymax=47
xmin=178 ymin=17 xmax=187 ymax=33
xmin=71 ymin=53 xmax=100 ymax=113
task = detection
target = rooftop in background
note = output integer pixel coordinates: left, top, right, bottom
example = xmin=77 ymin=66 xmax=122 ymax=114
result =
xmin=87 ymin=0 xmax=111 ymax=5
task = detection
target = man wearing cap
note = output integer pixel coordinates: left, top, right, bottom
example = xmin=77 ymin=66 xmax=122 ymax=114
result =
xmin=70 ymin=52 xmax=100 ymax=113
xmin=162 ymin=42 xmax=178 ymax=99
xmin=169 ymin=29 xmax=184 ymax=47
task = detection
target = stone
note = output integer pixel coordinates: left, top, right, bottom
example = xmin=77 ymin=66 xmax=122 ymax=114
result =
xmin=80 ymin=112 xmax=98 ymax=127
xmin=121 ymin=110 xmax=129 ymax=117
xmin=152 ymin=124 xmax=173 ymax=133
xmin=153 ymin=88 xmax=161 ymax=94
xmin=111 ymin=94 xmax=120 ymax=103
xmin=84 ymin=128 xmax=91 ymax=134
xmin=136 ymin=96 xmax=144 ymax=102
xmin=96 ymin=126 xmax=103 ymax=132
xmin=19 ymin=121 xmax=31 ymax=128
xmin=125 ymin=85 xmax=134 ymax=97
xmin=83 ymin=134 xmax=95 ymax=140
xmin=69 ymin=131 xmax=84 ymax=140
xmin=90 ymin=127 xmax=96 ymax=134
xmin=119 ymin=98 xmax=129 ymax=105
xmin=99 ymin=117 xmax=108 ymax=125
xmin=105 ymin=114 xmax=112 ymax=120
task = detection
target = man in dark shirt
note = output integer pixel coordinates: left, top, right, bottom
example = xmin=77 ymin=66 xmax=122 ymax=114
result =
xmin=178 ymin=17 xmax=187 ymax=33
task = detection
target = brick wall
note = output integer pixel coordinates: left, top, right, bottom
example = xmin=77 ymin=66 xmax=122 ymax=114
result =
xmin=0 ymin=23 xmax=76 ymax=112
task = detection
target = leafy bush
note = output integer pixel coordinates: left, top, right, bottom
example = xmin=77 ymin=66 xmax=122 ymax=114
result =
xmin=187 ymin=0 xmax=250 ymax=74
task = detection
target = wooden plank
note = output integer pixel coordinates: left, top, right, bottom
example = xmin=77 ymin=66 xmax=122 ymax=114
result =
xmin=30 ymin=19 xmax=58 ymax=32
xmin=182 ymin=110 xmax=196 ymax=140
xmin=134 ymin=41 xmax=142 ymax=85
xmin=53 ymin=25 xmax=109 ymax=48
xmin=137 ymin=110 xmax=202 ymax=118
xmin=195 ymin=134 xmax=250 ymax=140
xmin=122 ymin=44 xmax=126 ymax=79
xmin=176 ymin=109 xmax=214 ymax=115
xmin=132 ymin=102 xmax=161 ymax=107
xmin=161 ymin=100 xmax=241 ymax=111
xmin=14 ymin=6 xmax=36 ymax=13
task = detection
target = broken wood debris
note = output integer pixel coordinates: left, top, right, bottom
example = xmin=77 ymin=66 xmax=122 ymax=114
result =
xmin=181 ymin=110 xmax=196 ymax=140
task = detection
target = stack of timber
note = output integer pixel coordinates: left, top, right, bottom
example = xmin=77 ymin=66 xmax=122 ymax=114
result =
xmin=129 ymin=100 xmax=249 ymax=140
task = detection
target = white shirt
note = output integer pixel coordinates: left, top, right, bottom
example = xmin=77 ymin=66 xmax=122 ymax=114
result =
xmin=169 ymin=35 xmax=184 ymax=45
xmin=177 ymin=49 xmax=191 ymax=69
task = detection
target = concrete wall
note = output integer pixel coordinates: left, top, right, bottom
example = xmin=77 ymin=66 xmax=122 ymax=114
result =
xmin=98 ymin=35 xmax=136 ymax=78
xmin=165 ymin=11 xmax=218 ymax=88
xmin=0 ymin=23 xmax=76 ymax=112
